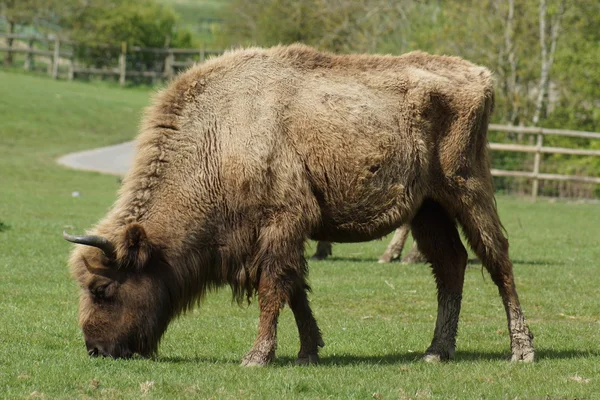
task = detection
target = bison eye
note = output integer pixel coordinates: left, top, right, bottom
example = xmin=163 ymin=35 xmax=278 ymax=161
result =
xmin=90 ymin=282 xmax=115 ymax=300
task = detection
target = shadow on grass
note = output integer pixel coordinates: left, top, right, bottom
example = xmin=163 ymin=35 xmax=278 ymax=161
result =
xmin=310 ymin=256 xmax=376 ymax=263
xmin=311 ymin=257 xmax=561 ymax=266
xmin=510 ymin=259 xmax=564 ymax=266
xmin=157 ymin=348 xmax=600 ymax=366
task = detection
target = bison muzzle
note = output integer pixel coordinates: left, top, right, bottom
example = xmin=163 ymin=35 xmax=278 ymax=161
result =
xmin=64 ymin=44 xmax=534 ymax=365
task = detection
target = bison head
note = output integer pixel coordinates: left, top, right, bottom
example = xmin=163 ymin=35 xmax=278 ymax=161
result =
xmin=64 ymin=223 xmax=173 ymax=359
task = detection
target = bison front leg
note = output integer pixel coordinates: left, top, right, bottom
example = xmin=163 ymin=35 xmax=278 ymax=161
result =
xmin=242 ymin=229 xmax=315 ymax=367
xmin=411 ymin=200 xmax=468 ymax=362
xmin=241 ymin=274 xmax=285 ymax=367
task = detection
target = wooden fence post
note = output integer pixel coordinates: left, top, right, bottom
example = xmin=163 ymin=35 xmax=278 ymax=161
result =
xmin=4 ymin=36 xmax=11 ymax=65
xmin=67 ymin=45 xmax=75 ymax=81
xmin=531 ymin=130 xmax=544 ymax=201
xmin=52 ymin=38 xmax=60 ymax=79
xmin=164 ymin=50 xmax=174 ymax=80
xmin=24 ymin=38 xmax=34 ymax=71
xmin=119 ymin=42 xmax=127 ymax=87
xmin=4 ymin=22 xmax=15 ymax=65
xmin=199 ymin=47 xmax=205 ymax=64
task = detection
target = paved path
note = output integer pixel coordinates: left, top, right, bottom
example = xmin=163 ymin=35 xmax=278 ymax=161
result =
xmin=57 ymin=141 xmax=134 ymax=176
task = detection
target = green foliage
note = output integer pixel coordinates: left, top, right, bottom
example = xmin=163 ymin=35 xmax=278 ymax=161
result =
xmin=0 ymin=0 xmax=46 ymax=25
xmin=67 ymin=0 xmax=189 ymax=48
xmin=221 ymin=0 xmax=321 ymax=47
xmin=547 ymin=1 xmax=600 ymax=132
xmin=2 ymin=70 xmax=600 ymax=398
xmin=220 ymin=0 xmax=430 ymax=53
xmin=62 ymin=0 xmax=193 ymax=71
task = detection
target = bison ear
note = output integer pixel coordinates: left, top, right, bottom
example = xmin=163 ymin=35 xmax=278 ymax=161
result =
xmin=115 ymin=223 xmax=152 ymax=269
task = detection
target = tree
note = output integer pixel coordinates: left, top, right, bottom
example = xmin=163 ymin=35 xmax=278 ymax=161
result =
xmin=531 ymin=0 xmax=565 ymax=125
xmin=220 ymin=0 xmax=420 ymax=54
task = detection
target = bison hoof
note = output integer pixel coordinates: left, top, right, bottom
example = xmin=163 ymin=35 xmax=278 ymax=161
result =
xmin=511 ymin=348 xmax=535 ymax=363
xmin=377 ymin=256 xmax=391 ymax=264
xmin=422 ymin=346 xmax=453 ymax=363
xmin=241 ymin=359 xmax=268 ymax=367
xmin=422 ymin=353 xmax=442 ymax=363
xmin=296 ymin=354 xmax=320 ymax=366
xmin=510 ymin=331 xmax=535 ymax=362
xmin=241 ymin=351 xmax=274 ymax=367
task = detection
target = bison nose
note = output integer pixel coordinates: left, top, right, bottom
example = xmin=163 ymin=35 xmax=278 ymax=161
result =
xmin=85 ymin=339 xmax=133 ymax=359
xmin=85 ymin=340 xmax=102 ymax=357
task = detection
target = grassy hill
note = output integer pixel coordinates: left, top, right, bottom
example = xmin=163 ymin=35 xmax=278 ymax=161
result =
xmin=1 ymin=70 xmax=600 ymax=398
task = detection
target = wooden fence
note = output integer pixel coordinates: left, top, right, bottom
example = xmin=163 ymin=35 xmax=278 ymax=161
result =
xmin=0 ymin=33 xmax=222 ymax=85
xmin=2 ymin=33 xmax=599 ymax=200
xmin=488 ymin=124 xmax=600 ymax=200
xmin=0 ymin=33 xmax=73 ymax=79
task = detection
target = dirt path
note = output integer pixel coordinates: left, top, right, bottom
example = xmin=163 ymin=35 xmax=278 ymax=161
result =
xmin=57 ymin=142 xmax=134 ymax=176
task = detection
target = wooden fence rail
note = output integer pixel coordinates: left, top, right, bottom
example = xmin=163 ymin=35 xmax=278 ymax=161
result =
xmin=488 ymin=124 xmax=600 ymax=200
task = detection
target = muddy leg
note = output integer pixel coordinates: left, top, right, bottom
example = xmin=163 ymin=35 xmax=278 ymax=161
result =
xmin=241 ymin=273 xmax=285 ymax=366
xmin=457 ymin=192 xmax=534 ymax=362
xmin=411 ymin=200 xmax=468 ymax=362
xmin=311 ymin=241 xmax=332 ymax=260
xmin=289 ymin=286 xmax=324 ymax=365
xmin=378 ymin=225 xmax=410 ymax=263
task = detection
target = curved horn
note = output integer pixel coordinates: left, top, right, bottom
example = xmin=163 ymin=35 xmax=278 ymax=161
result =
xmin=63 ymin=231 xmax=115 ymax=258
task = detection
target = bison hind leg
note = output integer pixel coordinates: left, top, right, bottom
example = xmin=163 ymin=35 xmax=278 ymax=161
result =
xmin=456 ymin=190 xmax=534 ymax=362
xmin=411 ymin=199 xmax=468 ymax=362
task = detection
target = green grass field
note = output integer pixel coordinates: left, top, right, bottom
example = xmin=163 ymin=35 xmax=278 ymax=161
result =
xmin=1 ymin=70 xmax=600 ymax=399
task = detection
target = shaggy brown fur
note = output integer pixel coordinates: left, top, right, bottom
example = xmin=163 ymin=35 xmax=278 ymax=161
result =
xmin=66 ymin=44 xmax=534 ymax=365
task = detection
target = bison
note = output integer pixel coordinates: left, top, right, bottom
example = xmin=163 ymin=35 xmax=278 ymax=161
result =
xmin=64 ymin=44 xmax=534 ymax=365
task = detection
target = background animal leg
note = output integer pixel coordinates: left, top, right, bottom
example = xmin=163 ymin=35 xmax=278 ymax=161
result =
xmin=411 ymin=200 xmax=468 ymax=362
xmin=401 ymin=241 xmax=427 ymax=264
xmin=289 ymin=286 xmax=324 ymax=365
xmin=378 ymin=225 xmax=410 ymax=263
xmin=457 ymin=191 xmax=534 ymax=362
xmin=311 ymin=241 xmax=332 ymax=260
